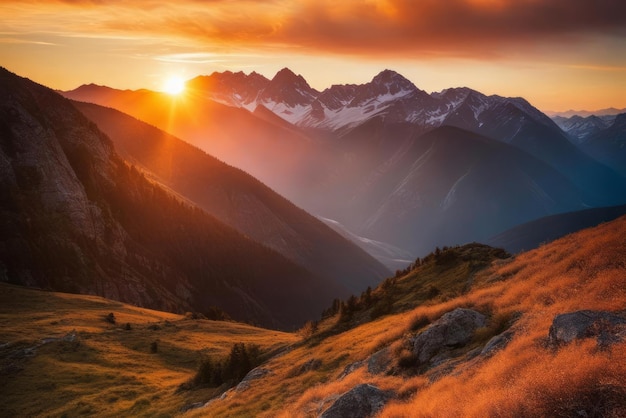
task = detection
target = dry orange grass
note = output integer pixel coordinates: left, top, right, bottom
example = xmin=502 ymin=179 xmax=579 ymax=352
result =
xmin=3 ymin=216 xmax=625 ymax=417
xmin=377 ymin=217 xmax=626 ymax=417
xmin=273 ymin=217 xmax=626 ymax=417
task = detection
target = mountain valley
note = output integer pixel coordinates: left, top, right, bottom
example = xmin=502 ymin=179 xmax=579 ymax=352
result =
xmin=63 ymin=68 xmax=626 ymax=258
xmin=1 ymin=65 xmax=625 ymax=417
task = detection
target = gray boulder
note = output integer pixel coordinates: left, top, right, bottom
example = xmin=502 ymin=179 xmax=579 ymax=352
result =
xmin=235 ymin=367 xmax=271 ymax=392
xmin=337 ymin=360 xmax=364 ymax=380
xmin=548 ymin=310 xmax=626 ymax=347
xmin=481 ymin=330 xmax=514 ymax=357
xmin=367 ymin=347 xmax=392 ymax=375
xmin=320 ymin=384 xmax=394 ymax=418
xmin=410 ymin=308 xmax=486 ymax=365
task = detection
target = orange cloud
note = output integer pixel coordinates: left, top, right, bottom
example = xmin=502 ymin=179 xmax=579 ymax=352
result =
xmin=3 ymin=0 xmax=625 ymax=59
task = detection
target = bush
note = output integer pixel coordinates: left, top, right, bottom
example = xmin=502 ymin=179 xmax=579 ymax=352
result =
xmin=426 ymin=285 xmax=441 ymax=299
xmin=298 ymin=320 xmax=319 ymax=339
xmin=105 ymin=312 xmax=116 ymax=324
xmin=185 ymin=342 xmax=262 ymax=390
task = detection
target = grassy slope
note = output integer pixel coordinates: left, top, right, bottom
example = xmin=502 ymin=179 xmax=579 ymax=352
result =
xmin=190 ymin=216 xmax=626 ymax=417
xmin=0 ymin=284 xmax=296 ymax=417
xmin=2 ymin=215 xmax=625 ymax=417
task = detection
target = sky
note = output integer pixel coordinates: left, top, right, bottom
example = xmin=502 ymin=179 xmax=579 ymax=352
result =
xmin=1 ymin=0 xmax=625 ymax=112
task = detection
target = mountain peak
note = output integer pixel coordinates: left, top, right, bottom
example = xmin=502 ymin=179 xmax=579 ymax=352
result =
xmin=271 ymin=68 xmax=307 ymax=85
xmin=370 ymin=69 xmax=417 ymax=94
xmin=260 ymin=68 xmax=317 ymax=107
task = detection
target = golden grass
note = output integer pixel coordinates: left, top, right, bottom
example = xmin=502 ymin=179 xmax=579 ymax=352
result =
xmin=376 ymin=216 xmax=626 ymax=417
xmin=0 ymin=283 xmax=296 ymax=417
xmin=3 ymin=217 xmax=626 ymax=417
xmin=254 ymin=217 xmax=626 ymax=417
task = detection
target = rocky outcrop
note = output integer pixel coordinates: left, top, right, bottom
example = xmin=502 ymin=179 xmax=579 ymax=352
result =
xmin=289 ymin=358 xmax=322 ymax=377
xmin=367 ymin=347 xmax=392 ymax=375
xmin=235 ymin=367 xmax=271 ymax=392
xmin=481 ymin=330 xmax=514 ymax=357
xmin=337 ymin=360 xmax=364 ymax=380
xmin=410 ymin=308 xmax=486 ymax=365
xmin=548 ymin=310 xmax=626 ymax=347
xmin=320 ymin=384 xmax=394 ymax=418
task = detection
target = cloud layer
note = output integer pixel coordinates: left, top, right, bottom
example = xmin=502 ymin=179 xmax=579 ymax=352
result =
xmin=3 ymin=0 xmax=626 ymax=58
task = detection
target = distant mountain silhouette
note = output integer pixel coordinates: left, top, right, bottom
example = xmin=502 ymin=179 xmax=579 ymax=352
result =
xmin=556 ymin=113 xmax=626 ymax=178
xmin=488 ymin=204 xmax=626 ymax=254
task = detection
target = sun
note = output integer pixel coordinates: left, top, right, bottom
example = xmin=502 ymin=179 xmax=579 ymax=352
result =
xmin=163 ymin=76 xmax=186 ymax=96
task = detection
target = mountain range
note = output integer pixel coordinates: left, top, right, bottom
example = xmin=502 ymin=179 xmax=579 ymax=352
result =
xmin=0 ymin=67 xmax=388 ymax=330
xmin=64 ymin=68 xmax=626 ymax=257
xmin=554 ymin=112 xmax=626 ymax=177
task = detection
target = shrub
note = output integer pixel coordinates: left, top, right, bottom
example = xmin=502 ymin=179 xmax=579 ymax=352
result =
xmin=370 ymin=297 xmax=393 ymax=320
xmin=426 ymin=285 xmax=441 ymax=300
xmin=105 ymin=312 xmax=116 ymax=324
xmin=298 ymin=320 xmax=319 ymax=339
xmin=150 ymin=341 xmax=158 ymax=353
xmin=124 ymin=322 xmax=132 ymax=331
xmin=185 ymin=342 xmax=262 ymax=390
xmin=192 ymin=356 xmax=223 ymax=387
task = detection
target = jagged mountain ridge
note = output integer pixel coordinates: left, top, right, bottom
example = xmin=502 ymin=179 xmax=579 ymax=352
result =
xmin=0 ymin=67 xmax=349 ymax=329
xmin=180 ymin=68 xmax=626 ymax=207
xmin=553 ymin=114 xmax=617 ymax=143
xmin=72 ymin=100 xmax=389 ymax=287
xmin=63 ymin=69 xmax=626 ymax=258
xmin=555 ymin=112 xmax=626 ymax=177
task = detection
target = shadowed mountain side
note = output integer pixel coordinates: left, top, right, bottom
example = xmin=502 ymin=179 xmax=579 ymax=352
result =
xmin=63 ymin=70 xmax=626 ymax=262
xmin=344 ymin=126 xmax=586 ymax=255
xmin=61 ymin=83 xmax=330 ymax=212
xmin=582 ymin=113 xmax=626 ymax=178
xmin=71 ymin=101 xmax=389 ymax=291
xmin=487 ymin=204 xmax=626 ymax=254
xmin=0 ymin=67 xmax=345 ymax=330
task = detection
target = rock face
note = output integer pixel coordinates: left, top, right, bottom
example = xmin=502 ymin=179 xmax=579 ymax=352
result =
xmin=320 ymin=384 xmax=394 ymax=418
xmin=235 ymin=367 xmax=271 ymax=392
xmin=367 ymin=347 xmax=392 ymax=375
xmin=410 ymin=308 xmax=486 ymax=365
xmin=481 ymin=330 xmax=514 ymax=357
xmin=548 ymin=310 xmax=626 ymax=347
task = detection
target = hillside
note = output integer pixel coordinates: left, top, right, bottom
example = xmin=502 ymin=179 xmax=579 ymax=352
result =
xmin=62 ymin=81 xmax=327 ymax=212
xmin=71 ymin=100 xmax=389 ymax=285
xmin=3 ymin=216 xmax=625 ymax=417
xmin=189 ymin=215 xmax=626 ymax=417
xmin=0 ymin=67 xmax=345 ymax=329
xmin=0 ymin=283 xmax=297 ymax=417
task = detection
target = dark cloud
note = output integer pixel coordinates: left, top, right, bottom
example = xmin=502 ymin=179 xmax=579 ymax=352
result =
xmin=263 ymin=0 xmax=626 ymax=57
xmin=6 ymin=0 xmax=626 ymax=58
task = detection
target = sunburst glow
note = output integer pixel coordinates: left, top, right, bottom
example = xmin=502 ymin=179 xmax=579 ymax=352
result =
xmin=163 ymin=76 xmax=185 ymax=95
